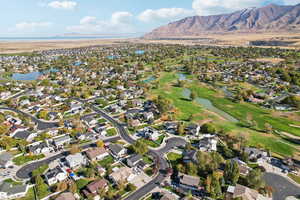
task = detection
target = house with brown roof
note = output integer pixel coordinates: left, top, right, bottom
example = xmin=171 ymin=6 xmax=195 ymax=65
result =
xmin=226 ymin=184 xmax=271 ymax=200
xmin=109 ymin=167 xmax=135 ymax=184
xmin=82 ymin=179 xmax=108 ymax=197
xmin=178 ymin=173 xmax=200 ymax=191
xmin=85 ymin=147 xmax=109 ymax=161
xmin=55 ymin=192 xmax=76 ymax=200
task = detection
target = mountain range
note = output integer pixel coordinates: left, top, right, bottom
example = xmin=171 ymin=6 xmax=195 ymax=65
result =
xmin=144 ymin=4 xmax=300 ymax=38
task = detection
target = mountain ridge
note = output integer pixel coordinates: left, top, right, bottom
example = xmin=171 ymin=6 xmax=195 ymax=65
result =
xmin=144 ymin=3 xmax=300 ymax=38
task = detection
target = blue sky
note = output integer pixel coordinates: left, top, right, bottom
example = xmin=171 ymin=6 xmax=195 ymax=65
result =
xmin=1 ymin=0 xmax=299 ymax=37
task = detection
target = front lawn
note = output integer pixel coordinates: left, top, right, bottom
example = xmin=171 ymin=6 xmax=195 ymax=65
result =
xmin=98 ymin=155 xmax=115 ymax=169
xmin=142 ymin=135 xmax=165 ymax=148
xmin=76 ymin=179 xmax=90 ymax=190
xmin=17 ymin=187 xmax=34 ymax=200
xmin=106 ymin=128 xmax=117 ymax=136
xmin=142 ymin=155 xmax=153 ymax=165
xmin=167 ymin=152 xmax=182 ymax=161
xmin=13 ymin=154 xmax=45 ymax=166
xmin=288 ymin=173 xmax=300 ymax=184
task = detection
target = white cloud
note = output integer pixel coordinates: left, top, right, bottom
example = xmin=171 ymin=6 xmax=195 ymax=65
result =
xmin=283 ymin=0 xmax=300 ymax=5
xmin=15 ymin=22 xmax=52 ymax=31
xmin=48 ymin=1 xmax=77 ymax=9
xmin=192 ymin=0 xmax=264 ymax=16
xmin=80 ymin=16 xmax=97 ymax=25
xmin=66 ymin=11 xmax=134 ymax=34
xmin=138 ymin=8 xmax=194 ymax=23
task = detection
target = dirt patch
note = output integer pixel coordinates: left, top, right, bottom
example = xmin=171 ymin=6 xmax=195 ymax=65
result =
xmin=251 ymin=57 xmax=285 ymax=64
xmin=272 ymin=111 xmax=300 ymax=122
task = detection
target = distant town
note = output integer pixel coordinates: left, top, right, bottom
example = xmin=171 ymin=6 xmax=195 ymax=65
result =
xmin=0 ymin=43 xmax=299 ymax=200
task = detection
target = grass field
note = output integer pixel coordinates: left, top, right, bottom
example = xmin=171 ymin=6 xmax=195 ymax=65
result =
xmin=13 ymin=154 xmax=45 ymax=166
xmin=149 ymin=72 xmax=299 ymax=157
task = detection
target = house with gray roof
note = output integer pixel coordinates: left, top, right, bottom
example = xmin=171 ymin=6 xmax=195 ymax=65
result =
xmin=108 ymin=143 xmax=127 ymax=158
xmin=65 ymin=153 xmax=86 ymax=169
xmin=53 ymin=135 xmax=71 ymax=147
xmin=0 ymin=181 xmax=29 ymax=199
xmin=12 ymin=130 xmax=37 ymax=142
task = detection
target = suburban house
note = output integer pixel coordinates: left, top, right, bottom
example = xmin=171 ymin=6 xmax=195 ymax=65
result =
xmin=178 ymin=173 xmax=201 ymax=191
xmin=44 ymin=166 xmax=68 ymax=185
xmin=231 ymin=158 xmax=251 ymax=176
xmin=82 ymin=179 xmax=108 ymax=197
xmin=65 ymin=153 xmax=86 ymax=169
xmin=182 ymin=150 xmax=198 ymax=164
xmin=109 ymin=167 xmax=135 ymax=184
xmin=108 ymin=143 xmax=127 ymax=158
xmin=198 ymin=134 xmax=218 ymax=152
xmin=85 ymin=147 xmax=109 ymax=161
xmin=137 ymin=127 xmax=160 ymax=141
xmin=12 ymin=130 xmax=37 ymax=142
xmin=0 ymin=181 xmax=29 ymax=200
xmin=126 ymin=154 xmax=143 ymax=168
xmin=0 ymin=152 xmax=13 ymax=169
xmin=53 ymin=135 xmax=71 ymax=148
xmin=55 ymin=192 xmax=76 ymax=200
xmin=164 ymin=122 xmax=178 ymax=135
xmin=185 ymin=123 xmax=201 ymax=136
xmin=27 ymin=141 xmax=53 ymax=155
xmin=84 ymin=116 xmax=98 ymax=127
xmin=244 ymin=147 xmax=268 ymax=163
xmin=226 ymin=184 xmax=271 ymax=200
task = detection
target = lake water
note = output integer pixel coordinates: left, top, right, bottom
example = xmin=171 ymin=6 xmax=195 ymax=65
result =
xmin=143 ymin=76 xmax=156 ymax=83
xmin=182 ymin=88 xmax=238 ymax=122
xmin=107 ymin=55 xmax=118 ymax=60
xmin=12 ymin=68 xmax=59 ymax=81
xmin=135 ymin=50 xmax=145 ymax=55
xmin=177 ymin=73 xmax=188 ymax=81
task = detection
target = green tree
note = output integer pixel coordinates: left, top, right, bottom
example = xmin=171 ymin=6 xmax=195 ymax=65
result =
xmin=133 ymin=139 xmax=148 ymax=155
xmin=200 ymin=123 xmax=216 ymax=134
xmin=210 ymin=173 xmax=222 ymax=199
xmin=246 ymin=169 xmax=265 ymax=190
xmin=224 ymin=160 xmax=240 ymax=185
xmin=190 ymin=91 xmax=197 ymax=101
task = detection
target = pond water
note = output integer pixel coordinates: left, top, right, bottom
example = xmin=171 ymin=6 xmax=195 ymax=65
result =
xmin=12 ymin=68 xmax=59 ymax=81
xmin=135 ymin=50 xmax=145 ymax=55
xmin=107 ymin=55 xmax=118 ymax=60
xmin=143 ymin=76 xmax=156 ymax=83
xmin=12 ymin=71 xmax=41 ymax=81
xmin=177 ymin=73 xmax=187 ymax=81
xmin=73 ymin=61 xmax=83 ymax=66
xmin=182 ymin=88 xmax=238 ymax=122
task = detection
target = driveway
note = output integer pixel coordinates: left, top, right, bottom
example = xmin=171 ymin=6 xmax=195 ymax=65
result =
xmin=263 ymin=173 xmax=300 ymax=200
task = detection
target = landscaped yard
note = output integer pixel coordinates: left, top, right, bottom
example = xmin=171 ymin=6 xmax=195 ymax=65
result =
xmin=142 ymin=155 xmax=153 ymax=164
xmin=13 ymin=154 xmax=45 ymax=165
xmin=76 ymin=179 xmax=90 ymax=190
xmin=288 ymin=173 xmax=300 ymax=184
xmin=106 ymin=128 xmax=117 ymax=136
xmin=98 ymin=155 xmax=115 ymax=168
xmin=167 ymin=152 xmax=182 ymax=161
xmin=141 ymin=135 xmax=165 ymax=148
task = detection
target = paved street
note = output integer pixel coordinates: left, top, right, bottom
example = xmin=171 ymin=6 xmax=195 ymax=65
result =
xmin=263 ymin=173 xmax=300 ymax=200
xmin=15 ymin=136 xmax=120 ymax=179
xmin=0 ymin=107 xmax=59 ymax=130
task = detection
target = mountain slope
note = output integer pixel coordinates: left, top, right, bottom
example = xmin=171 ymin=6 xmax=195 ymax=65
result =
xmin=144 ymin=4 xmax=300 ymax=38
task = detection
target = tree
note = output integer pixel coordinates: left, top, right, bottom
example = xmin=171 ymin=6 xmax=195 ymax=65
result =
xmin=210 ymin=173 xmax=222 ymax=199
xmin=126 ymin=183 xmax=136 ymax=192
xmin=177 ymin=122 xmax=185 ymax=135
xmin=56 ymin=181 xmax=68 ymax=192
xmin=69 ymin=145 xmax=81 ymax=154
xmin=264 ymin=123 xmax=273 ymax=134
xmin=246 ymin=169 xmax=265 ymax=190
xmin=190 ymin=91 xmax=197 ymax=101
xmin=35 ymin=175 xmax=48 ymax=198
xmin=186 ymin=162 xmax=198 ymax=176
xmin=133 ymin=139 xmax=148 ymax=155
xmin=224 ymin=160 xmax=240 ymax=185
xmin=68 ymin=182 xmax=77 ymax=193
xmin=96 ymin=140 xmax=105 ymax=148
xmin=200 ymin=123 xmax=216 ymax=134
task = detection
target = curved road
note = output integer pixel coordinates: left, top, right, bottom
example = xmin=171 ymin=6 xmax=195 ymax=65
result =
xmin=16 ymin=136 xmax=120 ymax=179
xmin=263 ymin=173 xmax=300 ymax=200
xmin=15 ymin=98 xmax=187 ymax=200
xmin=0 ymin=107 xmax=58 ymax=130
xmin=87 ymin=103 xmax=187 ymax=200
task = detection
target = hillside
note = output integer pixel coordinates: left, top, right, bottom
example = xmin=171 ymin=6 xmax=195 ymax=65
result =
xmin=144 ymin=4 xmax=300 ymax=38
